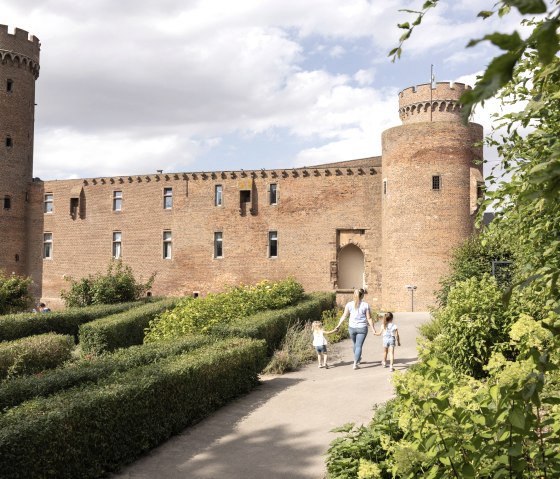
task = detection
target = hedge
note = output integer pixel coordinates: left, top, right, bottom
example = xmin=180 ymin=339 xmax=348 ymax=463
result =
xmin=0 ymin=333 xmax=75 ymax=380
xmin=0 ymin=302 xmax=141 ymax=342
xmin=210 ymin=292 xmax=335 ymax=354
xmin=0 ymin=337 xmax=267 ymax=479
xmin=0 ymin=334 xmax=214 ymax=411
xmin=79 ymin=298 xmax=179 ymax=355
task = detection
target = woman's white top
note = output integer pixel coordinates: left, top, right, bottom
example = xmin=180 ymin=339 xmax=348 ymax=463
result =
xmin=313 ymin=331 xmax=327 ymax=346
xmin=344 ymin=301 xmax=370 ymax=328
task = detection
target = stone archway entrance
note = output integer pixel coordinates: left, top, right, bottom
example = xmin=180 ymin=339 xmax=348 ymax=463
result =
xmin=337 ymin=243 xmax=364 ymax=290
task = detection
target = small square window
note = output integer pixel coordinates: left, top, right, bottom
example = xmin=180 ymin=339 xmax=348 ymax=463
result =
xmin=44 ymin=193 xmax=53 ymax=213
xmin=163 ymin=231 xmax=172 ymax=259
xmin=6 ymin=137 xmax=13 ymax=148
xmin=7 ymin=79 xmax=13 ymax=93
xmin=3 ymin=196 xmax=11 ymax=210
xmin=214 ymin=232 xmax=223 ymax=258
xmin=432 ymin=175 xmax=441 ymax=191
xmin=269 ymin=231 xmax=278 ymax=258
xmin=215 ymin=185 xmax=223 ymax=206
xmin=163 ymin=187 xmax=173 ymax=209
xmin=112 ymin=231 xmax=122 ymax=258
xmin=113 ymin=191 xmax=122 ymax=211
xmin=43 ymin=233 xmax=53 ymax=259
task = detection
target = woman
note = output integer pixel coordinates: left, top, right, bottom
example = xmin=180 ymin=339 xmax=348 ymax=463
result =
xmin=334 ymin=288 xmax=375 ymax=369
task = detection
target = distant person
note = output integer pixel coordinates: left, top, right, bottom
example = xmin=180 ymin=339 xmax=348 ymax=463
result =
xmin=38 ymin=302 xmax=51 ymax=313
xmin=334 ymin=288 xmax=376 ymax=369
xmin=311 ymin=320 xmax=335 ymax=369
xmin=375 ymin=312 xmax=400 ymax=372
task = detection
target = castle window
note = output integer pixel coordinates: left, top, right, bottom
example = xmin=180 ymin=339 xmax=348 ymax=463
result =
xmin=214 ymin=232 xmax=223 ymax=258
xmin=112 ymin=231 xmax=122 ymax=259
xmin=70 ymin=198 xmax=79 ymax=219
xmin=6 ymin=79 xmax=13 ymax=93
xmin=268 ymin=231 xmax=278 ymax=258
xmin=3 ymin=196 xmax=11 ymax=210
xmin=43 ymin=233 xmax=53 ymax=259
xmin=163 ymin=231 xmax=172 ymax=259
xmin=477 ymin=181 xmax=485 ymax=200
xmin=383 ymin=179 xmax=387 ymax=195
xmin=44 ymin=194 xmax=53 ymax=213
xmin=269 ymin=183 xmax=278 ymax=205
xmin=5 ymin=137 xmax=13 ymax=149
xmin=432 ymin=175 xmax=441 ymax=191
xmin=163 ymin=187 xmax=173 ymax=209
xmin=215 ymin=185 xmax=223 ymax=206
xmin=113 ymin=191 xmax=122 ymax=211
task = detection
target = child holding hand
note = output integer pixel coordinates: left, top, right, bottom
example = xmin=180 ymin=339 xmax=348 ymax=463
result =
xmin=375 ymin=312 xmax=400 ymax=372
xmin=312 ymin=321 xmax=336 ymax=369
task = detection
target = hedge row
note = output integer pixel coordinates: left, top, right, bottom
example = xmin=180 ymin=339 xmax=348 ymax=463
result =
xmin=0 ymin=334 xmax=214 ymax=411
xmin=0 ymin=333 xmax=75 ymax=381
xmin=79 ymin=298 xmax=179 ymax=355
xmin=211 ymin=292 xmax=335 ymax=354
xmin=0 ymin=302 xmax=141 ymax=342
xmin=0 ymin=337 xmax=267 ymax=479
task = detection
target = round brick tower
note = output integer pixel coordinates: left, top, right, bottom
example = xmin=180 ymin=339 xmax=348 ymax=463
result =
xmin=381 ymin=82 xmax=483 ymax=311
xmin=0 ymin=25 xmax=40 ymax=276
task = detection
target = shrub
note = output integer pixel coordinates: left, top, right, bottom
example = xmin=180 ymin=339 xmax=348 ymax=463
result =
xmin=79 ymin=298 xmax=179 ymax=355
xmin=145 ymin=278 xmax=305 ymax=342
xmin=0 ymin=302 xmax=141 ymax=342
xmin=0 ymin=334 xmax=214 ymax=411
xmin=263 ymin=322 xmax=315 ymax=374
xmin=60 ymin=260 xmax=155 ymax=307
xmin=0 ymin=333 xmax=74 ymax=380
xmin=0 ymin=338 xmax=267 ymax=479
xmin=321 ymin=306 xmax=348 ymax=342
xmin=0 ymin=271 xmax=33 ymax=315
xmin=211 ymin=292 xmax=335 ymax=355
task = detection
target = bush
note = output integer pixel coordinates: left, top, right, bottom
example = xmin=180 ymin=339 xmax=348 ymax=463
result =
xmin=79 ymin=298 xmax=179 ymax=355
xmin=0 ymin=338 xmax=267 ymax=479
xmin=263 ymin=322 xmax=316 ymax=374
xmin=211 ymin=292 xmax=335 ymax=355
xmin=0 ymin=271 xmax=33 ymax=315
xmin=145 ymin=278 xmax=305 ymax=342
xmin=0 ymin=302 xmax=141 ymax=342
xmin=60 ymin=260 xmax=155 ymax=307
xmin=0 ymin=334 xmax=214 ymax=411
xmin=0 ymin=333 xmax=74 ymax=380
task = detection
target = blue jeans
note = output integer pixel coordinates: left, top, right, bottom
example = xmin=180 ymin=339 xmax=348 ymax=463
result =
xmin=349 ymin=326 xmax=368 ymax=363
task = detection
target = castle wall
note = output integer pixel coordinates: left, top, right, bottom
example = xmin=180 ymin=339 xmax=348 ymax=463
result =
xmin=34 ymin=163 xmax=383 ymax=308
xmin=0 ymin=25 xmax=40 ymax=277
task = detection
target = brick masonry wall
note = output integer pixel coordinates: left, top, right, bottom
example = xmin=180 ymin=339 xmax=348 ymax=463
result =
xmin=381 ymin=120 xmax=483 ymax=311
xmin=33 ymin=163 xmax=384 ymax=308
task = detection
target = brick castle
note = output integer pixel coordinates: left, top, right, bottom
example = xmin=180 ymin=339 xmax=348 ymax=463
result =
xmin=0 ymin=26 xmax=484 ymax=311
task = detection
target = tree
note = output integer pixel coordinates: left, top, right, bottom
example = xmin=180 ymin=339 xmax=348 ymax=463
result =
xmin=0 ymin=270 xmax=33 ymax=315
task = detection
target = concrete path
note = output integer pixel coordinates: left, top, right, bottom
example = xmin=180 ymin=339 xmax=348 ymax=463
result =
xmin=113 ymin=312 xmax=429 ymax=479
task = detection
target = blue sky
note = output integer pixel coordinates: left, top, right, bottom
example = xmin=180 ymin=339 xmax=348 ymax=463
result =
xmin=4 ymin=0 xmax=524 ymax=180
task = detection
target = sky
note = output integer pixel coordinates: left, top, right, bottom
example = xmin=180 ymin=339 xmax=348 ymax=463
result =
xmin=3 ymin=0 xmax=525 ymax=181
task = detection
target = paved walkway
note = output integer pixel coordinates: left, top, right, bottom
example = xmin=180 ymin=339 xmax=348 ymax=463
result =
xmin=113 ymin=312 xmax=429 ymax=479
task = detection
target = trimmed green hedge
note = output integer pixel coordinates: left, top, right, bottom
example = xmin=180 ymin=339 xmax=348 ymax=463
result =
xmin=0 ymin=333 xmax=75 ymax=380
xmin=211 ymin=292 xmax=335 ymax=354
xmin=79 ymin=298 xmax=179 ymax=355
xmin=0 ymin=337 xmax=267 ymax=479
xmin=0 ymin=302 xmax=140 ymax=342
xmin=0 ymin=334 xmax=214 ymax=411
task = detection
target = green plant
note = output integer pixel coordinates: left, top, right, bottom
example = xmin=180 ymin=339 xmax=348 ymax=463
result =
xmin=60 ymin=260 xmax=155 ymax=307
xmin=321 ymin=306 xmax=348 ymax=342
xmin=0 ymin=333 xmax=75 ymax=380
xmin=263 ymin=322 xmax=315 ymax=374
xmin=0 ymin=270 xmax=33 ymax=315
xmin=145 ymin=278 xmax=305 ymax=342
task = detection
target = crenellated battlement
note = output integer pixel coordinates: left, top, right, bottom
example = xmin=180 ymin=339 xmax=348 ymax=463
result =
xmin=398 ymin=82 xmax=471 ymax=124
xmin=0 ymin=25 xmax=40 ymax=74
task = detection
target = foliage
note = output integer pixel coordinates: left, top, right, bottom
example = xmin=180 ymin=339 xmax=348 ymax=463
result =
xmin=79 ymin=298 xmax=179 ymax=355
xmin=0 ymin=338 xmax=266 ymax=479
xmin=0 ymin=302 xmax=139 ymax=342
xmin=263 ymin=321 xmax=316 ymax=374
xmin=326 ymin=401 xmax=403 ymax=479
xmin=144 ymin=278 xmax=305 ymax=342
xmin=60 ymin=260 xmax=155 ymax=307
xmin=436 ymin=232 xmax=512 ymax=307
xmin=0 ymin=270 xmax=33 ymax=315
xmin=0 ymin=334 xmax=214 ymax=412
xmin=0 ymin=333 xmax=74 ymax=381
xmin=321 ymin=306 xmax=349 ymax=342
